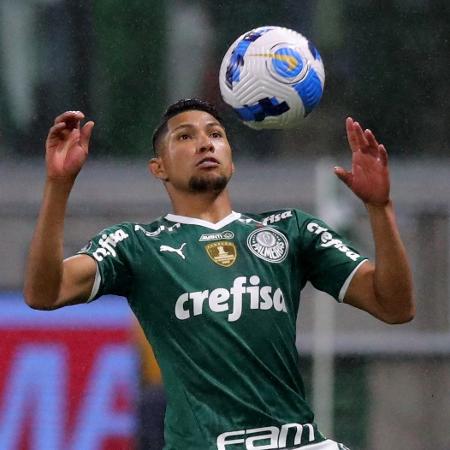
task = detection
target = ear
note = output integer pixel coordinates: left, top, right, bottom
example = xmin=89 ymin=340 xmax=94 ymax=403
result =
xmin=148 ymin=157 xmax=168 ymax=181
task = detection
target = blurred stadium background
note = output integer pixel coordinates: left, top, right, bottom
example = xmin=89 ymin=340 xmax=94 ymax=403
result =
xmin=1 ymin=1 xmax=449 ymax=449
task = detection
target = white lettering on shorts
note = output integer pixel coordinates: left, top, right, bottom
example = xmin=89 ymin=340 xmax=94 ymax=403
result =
xmin=217 ymin=422 xmax=315 ymax=450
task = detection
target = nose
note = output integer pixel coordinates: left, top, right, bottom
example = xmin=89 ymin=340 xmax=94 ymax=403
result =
xmin=197 ymin=132 xmax=214 ymax=153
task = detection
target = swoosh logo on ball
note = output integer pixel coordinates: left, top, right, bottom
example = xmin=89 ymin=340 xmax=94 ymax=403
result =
xmin=249 ymin=53 xmax=300 ymax=70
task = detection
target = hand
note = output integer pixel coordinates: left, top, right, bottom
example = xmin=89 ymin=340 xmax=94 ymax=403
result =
xmin=45 ymin=111 xmax=94 ymax=182
xmin=334 ymin=117 xmax=390 ymax=206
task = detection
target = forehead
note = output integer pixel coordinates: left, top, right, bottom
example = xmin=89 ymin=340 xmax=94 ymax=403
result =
xmin=166 ymin=110 xmax=222 ymax=133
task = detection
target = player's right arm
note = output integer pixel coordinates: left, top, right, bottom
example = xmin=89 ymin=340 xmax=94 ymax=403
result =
xmin=23 ymin=111 xmax=96 ymax=310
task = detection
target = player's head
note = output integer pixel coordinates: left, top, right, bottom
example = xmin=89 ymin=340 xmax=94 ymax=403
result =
xmin=152 ymin=98 xmax=225 ymax=157
xmin=149 ymin=98 xmax=234 ymax=196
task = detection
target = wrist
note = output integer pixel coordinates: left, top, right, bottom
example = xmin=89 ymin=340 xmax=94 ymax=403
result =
xmin=44 ymin=176 xmax=76 ymax=198
xmin=365 ymin=200 xmax=396 ymax=229
xmin=364 ymin=199 xmax=392 ymax=212
xmin=45 ymin=175 xmax=76 ymax=189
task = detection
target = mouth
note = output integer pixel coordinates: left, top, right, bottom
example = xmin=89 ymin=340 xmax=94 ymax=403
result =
xmin=196 ymin=157 xmax=220 ymax=168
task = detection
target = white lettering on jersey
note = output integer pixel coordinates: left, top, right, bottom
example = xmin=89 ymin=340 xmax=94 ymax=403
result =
xmin=92 ymin=229 xmax=129 ymax=262
xmin=306 ymin=222 xmax=360 ymax=261
xmin=217 ymin=422 xmax=315 ymax=450
xmin=134 ymin=223 xmax=180 ymax=237
xmin=174 ymin=276 xmax=287 ymax=322
xmin=160 ymin=243 xmax=186 ymax=259
xmin=199 ymin=230 xmax=235 ymax=241
xmin=238 ymin=218 xmax=258 ymax=225
xmin=262 ymin=210 xmax=293 ymax=226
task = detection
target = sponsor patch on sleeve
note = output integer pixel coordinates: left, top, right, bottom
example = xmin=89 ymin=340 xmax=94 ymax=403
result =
xmin=306 ymin=222 xmax=361 ymax=261
xmin=92 ymin=229 xmax=129 ymax=262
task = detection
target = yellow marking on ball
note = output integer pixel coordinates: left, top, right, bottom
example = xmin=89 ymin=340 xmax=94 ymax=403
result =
xmin=250 ymin=53 xmax=299 ymax=70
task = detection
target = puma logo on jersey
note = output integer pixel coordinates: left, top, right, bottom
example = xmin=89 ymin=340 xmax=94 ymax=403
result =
xmin=160 ymin=243 xmax=186 ymax=259
xmin=175 ymin=275 xmax=287 ymax=322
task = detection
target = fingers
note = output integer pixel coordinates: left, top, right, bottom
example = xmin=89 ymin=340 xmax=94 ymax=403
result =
xmin=49 ymin=111 xmax=92 ymax=142
xmin=48 ymin=122 xmax=67 ymax=137
xmin=52 ymin=111 xmax=86 ymax=144
xmin=348 ymin=118 xmax=369 ymax=150
xmin=378 ymin=144 xmax=388 ymax=166
xmin=53 ymin=111 xmax=85 ymax=128
xmin=354 ymin=121 xmax=369 ymax=148
xmin=80 ymin=121 xmax=95 ymax=149
xmin=346 ymin=117 xmax=368 ymax=152
xmin=364 ymin=129 xmax=389 ymax=163
xmin=47 ymin=112 xmax=93 ymax=156
xmin=364 ymin=129 xmax=379 ymax=148
xmin=347 ymin=117 xmax=388 ymax=160
xmin=334 ymin=166 xmax=353 ymax=188
xmin=346 ymin=117 xmax=359 ymax=152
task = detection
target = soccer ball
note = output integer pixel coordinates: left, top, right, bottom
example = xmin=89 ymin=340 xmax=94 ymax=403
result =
xmin=219 ymin=26 xmax=325 ymax=130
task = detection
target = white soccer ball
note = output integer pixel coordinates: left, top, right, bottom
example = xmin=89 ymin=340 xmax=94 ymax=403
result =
xmin=219 ymin=26 xmax=325 ymax=130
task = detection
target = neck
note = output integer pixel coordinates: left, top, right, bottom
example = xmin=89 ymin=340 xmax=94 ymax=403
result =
xmin=168 ymin=188 xmax=233 ymax=223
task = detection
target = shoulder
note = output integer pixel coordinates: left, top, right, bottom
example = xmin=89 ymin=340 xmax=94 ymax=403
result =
xmin=93 ymin=215 xmax=184 ymax=243
xmin=86 ymin=222 xmax=134 ymax=247
xmin=242 ymin=208 xmax=316 ymax=228
xmin=81 ymin=217 xmax=166 ymax=255
xmin=106 ymin=217 xmax=174 ymax=238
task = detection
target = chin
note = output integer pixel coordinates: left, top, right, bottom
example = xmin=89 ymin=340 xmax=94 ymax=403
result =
xmin=188 ymin=173 xmax=229 ymax=193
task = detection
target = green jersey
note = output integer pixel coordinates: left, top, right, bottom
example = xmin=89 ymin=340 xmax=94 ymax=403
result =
xmin=79 ymin=209 xmax=366 ymax=450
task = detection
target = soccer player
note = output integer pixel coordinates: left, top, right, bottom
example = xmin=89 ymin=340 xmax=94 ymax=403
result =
xmin=24 ymin=99 xmax=414 ymax=450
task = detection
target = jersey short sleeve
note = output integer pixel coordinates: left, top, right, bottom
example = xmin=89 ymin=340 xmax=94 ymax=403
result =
xmin=77 ymin=223 xmax=134 ymax=300
xmin=294 ymin=210 xmax=368 ymax=302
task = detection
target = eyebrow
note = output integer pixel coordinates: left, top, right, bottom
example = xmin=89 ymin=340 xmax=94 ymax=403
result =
xmin=170 ymin=121 xmax=224 ymax=133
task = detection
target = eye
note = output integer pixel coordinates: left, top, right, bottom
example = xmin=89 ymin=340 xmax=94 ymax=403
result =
xmin=210 ymin=130 xmax=223 ymax=138
xmin=178 ymin=133 xmax=191 ymax=141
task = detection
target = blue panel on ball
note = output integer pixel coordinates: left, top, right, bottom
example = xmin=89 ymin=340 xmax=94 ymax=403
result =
xmin=293 ymin=69 xmax=323 ymax=116
xmin=308 ymin=41 xmax=321 ymax=61
xmin=271 ymin=48 xmax=303 ymax=79
xmin=225 ymin=28 xmax=272 ymax=90
xmin=235 ymin=97 xmax=290 ymax=122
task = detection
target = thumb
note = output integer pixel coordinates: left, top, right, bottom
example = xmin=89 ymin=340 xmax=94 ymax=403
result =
xmin=80 ymin=121 xmax=95 ymax=149
xmin=334 ymin=166 xmax=353 ymax=188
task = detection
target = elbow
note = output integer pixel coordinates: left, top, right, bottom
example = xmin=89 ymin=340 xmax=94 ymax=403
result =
xmin=23 ymin=287 xmax=58 ymax=311
xmin=23 ymin=291 xmax=44 ymax=310
xmin=381 ymin=300 xmax=416 ymax=325
xmin=383 ymin=311 xmax=415 ymax=325
xmin=23 ymin=286 xmax=36 ymax=309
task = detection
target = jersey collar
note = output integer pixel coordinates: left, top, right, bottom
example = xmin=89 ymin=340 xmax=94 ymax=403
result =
xmin=164 ymin=211 xmax=241 ymax=230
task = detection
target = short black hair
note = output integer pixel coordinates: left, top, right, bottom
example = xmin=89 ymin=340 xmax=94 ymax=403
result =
xmin=152 ymin=98 xmax=225 ymax=155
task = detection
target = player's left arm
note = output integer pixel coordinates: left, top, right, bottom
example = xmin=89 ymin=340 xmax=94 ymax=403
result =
xmin=334 ymin=117 xmax=415 ymax=324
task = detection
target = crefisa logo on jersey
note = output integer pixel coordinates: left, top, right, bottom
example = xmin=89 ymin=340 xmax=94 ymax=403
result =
xmin=247 ymin=227 xmax=288 ymax=263
xmin=91 ymin=229 xmax=129 ymax=262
